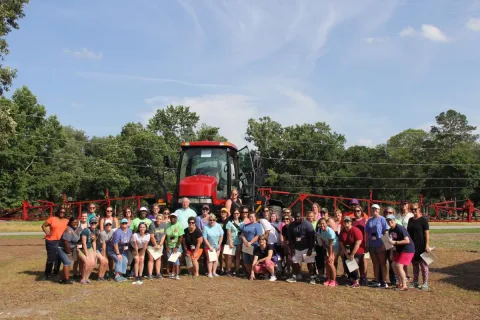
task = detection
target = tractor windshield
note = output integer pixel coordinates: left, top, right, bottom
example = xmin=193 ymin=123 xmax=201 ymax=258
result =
xmin=179 ymin=148 xmax=229 ymax=199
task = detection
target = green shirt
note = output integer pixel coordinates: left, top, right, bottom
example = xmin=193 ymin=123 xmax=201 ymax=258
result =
xmin=130 ymin=218 xmax=152 ymax=233
xmin=165 ymin=222 xmax=184 ymax=248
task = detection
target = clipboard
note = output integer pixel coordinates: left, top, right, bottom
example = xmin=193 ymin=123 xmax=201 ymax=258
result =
xmin=242 ymin=243 xmax=254 ymax=255
xmin=223 ymin=245 xmax=236 ymax=256
xmin=345 ymin=258 xmax=359 ymax=272
xmin=207 ymin=250 xmax=218 ymax=262
xmin=147 ymin=246 xmax=163 ymax=260
xmin=381 ymin=234 xmax=393 ymax=250
xmin=168 ymin=251 xmax=181 ymax=263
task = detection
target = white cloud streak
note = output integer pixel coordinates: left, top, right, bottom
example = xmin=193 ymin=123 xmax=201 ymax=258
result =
xmin=466 ymin=18 xmax=480 ymax=31
xmin=75 ymin=71 xmax=230 ymax=88
xmin=364 ymin=36 xmax=390 ymax=44
xmin=63 ymin=48 xmax=103 ymax=60
xmin=398 ymin=24 xmax=450 ymax=42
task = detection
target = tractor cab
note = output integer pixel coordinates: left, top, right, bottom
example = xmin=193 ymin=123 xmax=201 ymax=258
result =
xmin=173 ymin=141 xmax=257 ymax=214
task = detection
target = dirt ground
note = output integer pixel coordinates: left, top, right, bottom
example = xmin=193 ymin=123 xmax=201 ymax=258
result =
xmin=0 ymin=234 xmax=479 ymax=320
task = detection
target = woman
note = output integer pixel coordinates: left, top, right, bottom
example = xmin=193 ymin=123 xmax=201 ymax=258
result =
xmin=225 ymin=208 xmax=243 ymax=276
xmin=339 ymin=216 xmax=364 ymax=288
xmin=383 ymin=207 xmax=398 ymax=286
xmin=407 ymin=202 xmax=431 ymax=291
xmin=196 ymin=205 xmax=210 ymax=232
xmin=100 ymin=206 xmax=119 ymax=231
xmin=386 ymin=215 xmax=415 ymax=291
xmin=318 ymin=218 xmax=340 ymax=287
xmin=306 ymin=211 xmax=317 ymax=230
xmin=182 ymin=216 xmax=203 ymax=277
xmin=312 ymin=203 xmax=322 ymax=221
xmin=95 ymin=220 xmax=113 ymax=281
xmin=78 ymin=212 xmax=88 ymax=231
xmin=123 ymin=208 xmax=133 ymax=228
xmin=333 ymin=209 xmax=343 ymax=235
xmin=366 ymin=204 xmax=389 ymax=288
xmin=130 ymin=222 xmax=150 ymax=285
xmin=78 ymin=217 xmax=98 ymax=284
xmin=280 ymin=213 xmax=292 ymax=278
xmin=107 ymin=218 xmax=132 ymax=282
xmin=314 ymin=216 xmax=325 ymax=282
xmin=240 ymin=206 xmax=251 ymax=224
xmin=269 ymin=212 xmax=283 ymax=252
xmin=147 ymin=214 xmax=167 ymax=279
xmin=251 ymin=236 xmax=276 ymax=281
xmin=240 ymin=212 xmax=264 ymax=279
xmin=352 ymin=205 xmax=368 ymax=286
xmin=41 ymin=207 xmax=69 ymax=280
xmin=57 ymin=218 xmax=80 ymax=284
xmin=218 ymin=208 xmax=229 ymax=274
xmin=225 ymin=188 xmax=242 ymax=216
xmin=397 ymin=201 xmax=414 ymax=228
xmin=73 ymin=212 xmax=88 ymax=279
xmin=165 ymin=212 xmax=184 ymax=280
xmin=203 ymin=214 xmax=224 ymax=278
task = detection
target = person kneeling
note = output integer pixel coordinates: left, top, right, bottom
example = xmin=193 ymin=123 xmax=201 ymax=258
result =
xmin=250 ymin=236 xmax=276 ymax=281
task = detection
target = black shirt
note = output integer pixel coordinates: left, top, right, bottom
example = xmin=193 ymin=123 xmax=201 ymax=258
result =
xmin=254 ymin=244 xmax=273 ymax=260
xmin=287 ymin=220 xmax=315 ymax=251
xmin=218 ymin=218 xmax=229 ymax=244
xmin=183 ymin=227 xmax=203 ymax=250
xmin=407 ymin=216 xmax=429 ymax=260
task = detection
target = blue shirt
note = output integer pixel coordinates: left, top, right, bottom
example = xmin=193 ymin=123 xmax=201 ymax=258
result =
xmin=226 ymin=220 xmax=243 ymax=246
xmin=318 ymin=226 xmax=340 ymax=253
xmin=366 ymin=216 xmax=389 ymax=248
xmin=87 ymin=213 xmax=96 ymax=224
xmin=202 ymin=223 xmax=224 ymax=250
xmin=175 ymin=208 xmax=198 ymax=230
xmin=109 ymin=228 xmax=132 ymax=254
xmin=241 ymin=222 xmax=264 ymax=246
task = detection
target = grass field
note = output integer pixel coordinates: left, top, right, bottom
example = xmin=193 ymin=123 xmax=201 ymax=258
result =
xmin=0 ymin=233 xmax=478 ymax=320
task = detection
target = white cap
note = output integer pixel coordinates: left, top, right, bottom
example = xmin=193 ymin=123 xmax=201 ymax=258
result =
xmin=104 ymin=219 xmax=113 ymax=226
xmin=140 ymin=206 xmax=148 ymax=212
xmin=371 ymin=204 xmax=380 ymax=209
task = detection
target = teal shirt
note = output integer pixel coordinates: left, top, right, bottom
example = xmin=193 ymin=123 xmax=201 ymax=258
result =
xmin=226 ymin=220 xmax=243 ymax=246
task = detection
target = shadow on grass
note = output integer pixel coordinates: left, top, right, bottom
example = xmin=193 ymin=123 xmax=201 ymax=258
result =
xmin=19 ymin=270 xmax=50 ymax=282
xmin=431 ymin=259 xmax=480 ymax=291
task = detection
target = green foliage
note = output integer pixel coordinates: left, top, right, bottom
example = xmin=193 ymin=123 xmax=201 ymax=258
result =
xmin=0 ymin=0 xmax=29 ymax=95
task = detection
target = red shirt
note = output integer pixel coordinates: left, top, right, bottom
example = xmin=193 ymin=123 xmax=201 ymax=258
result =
xmin=339 ymin=226 xmax=364 ymax=254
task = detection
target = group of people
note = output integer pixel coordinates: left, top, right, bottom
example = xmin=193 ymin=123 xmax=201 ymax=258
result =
xmin=41 ymin=192 xmax=431 ymax=291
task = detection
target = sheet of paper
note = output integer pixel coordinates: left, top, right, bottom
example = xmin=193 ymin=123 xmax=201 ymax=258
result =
xmin=303 ymin=251 xmax=317 ymax=259
xmin=242 ymin=243 xmax=254 ymax=255
xmin=167 ymin=251 xmax=181 ymax=263
xmin=223 ymin=245 xmax=236 ymax=256
xmin=364 ymin=252 xmax=370 ymax=259
xmin=345 ymin=258 xmax=359 ymax=272
xmin=381 ymin=234 xmax=393 ymax=250
xmin=147 ymin=246 xmax=163 ymax=260
xmin=207 ymin=250 xmax=218 ymax=262
xmin=420 ymin=252 xmax=436 ymax=266
xmin=185 ymin=254 xmax=193 ymax=268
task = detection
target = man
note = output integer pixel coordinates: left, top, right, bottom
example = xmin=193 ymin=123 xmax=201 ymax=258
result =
xmin=87 ymin=203 xmax=97 ymax=224
xmin=286 ymin=212 xmax=316 ymax=284
xmin=263 ymin=207 xmax=270 ymax=221
xmin=148 ymin=204 xmax=160 ymax=222
xmin=130 ymin=207 xmax=152 ymax=233
xmin=96 ymin=219 xmax=113 ymax=280
xmin=344 ymin=200 xmax=369 ymax=220
xmin=108 ymin=218 xmax=132 ymax=282
xmin=174 ymin=197 xmax=197 ymax=230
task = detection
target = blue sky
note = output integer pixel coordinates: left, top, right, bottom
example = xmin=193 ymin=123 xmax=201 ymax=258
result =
xmin=6 ymin=0 xmax=480 ymax=147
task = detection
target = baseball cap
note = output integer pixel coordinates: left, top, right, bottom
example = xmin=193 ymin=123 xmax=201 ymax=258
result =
xmin=350 ymin=199 xmax=360 ymax=205
xmin=386 ymin=214 xmax=396 ymax=221
xmin=293 ymin=211 xmax=302 ymax=218
xmin=120 ymin=218 xmax=128 ymax=224
xmin=343 ymin=216 xmax=352 ymax=222
xmin=140 ymin=206 xmax=148 ymax=211
xmin=104 ymin=219 xmax=112 ymax=226
xmin=89 ymin=217 xmax=98 ymax=224
xmin=321 ymin=207 xmax=328 ymax=212
xmin=371 ymin=204 xmax=380 ymax=209
xmin=202 ymin=205 xmax=210 ymax=210
xmin=221 ymin=207 xmax=228 ymax=213
xmin=169 ymin=212 xmax=177 ymax=217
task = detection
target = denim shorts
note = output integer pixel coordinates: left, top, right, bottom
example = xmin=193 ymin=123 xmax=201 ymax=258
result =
xmin=56 ymin=247 xmax=72 ymax=267
xmin=167 ymin=247 xmax=182 ymax=266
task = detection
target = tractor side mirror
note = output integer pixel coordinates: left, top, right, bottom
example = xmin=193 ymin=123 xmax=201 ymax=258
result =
xmin=163 ymin=156 xmax=171 ymax=168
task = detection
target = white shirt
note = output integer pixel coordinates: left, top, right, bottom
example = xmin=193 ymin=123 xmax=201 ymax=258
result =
xmin=259 ymin=219 xmax=277 ymax=244
xmin=130 ymin=233 xmax=150 ymax=249
xmin=395 ymin=212 xmax=414 ymax=228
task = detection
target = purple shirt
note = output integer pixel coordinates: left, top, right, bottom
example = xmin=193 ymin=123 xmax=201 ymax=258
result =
xmin=109 ymin=228 xmax=132 ymax=253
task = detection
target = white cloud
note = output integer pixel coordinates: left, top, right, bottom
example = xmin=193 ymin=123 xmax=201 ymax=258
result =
xmin=466 ymin=18 xmax=480 ymax=31
xmin=364 ymin=36 xmax=390 ymax=44
xmin=75 ymin=71 xmax=229 ymax=88
xmin=63 ymin=48 xmax=103 ymax=60
xmin=357 ymin=138 xmax=374 ymax=146
xmin=399 ymin=26 xmax=416 ymax=37
xmin=398 ymin=24 xmax=450 ymax=42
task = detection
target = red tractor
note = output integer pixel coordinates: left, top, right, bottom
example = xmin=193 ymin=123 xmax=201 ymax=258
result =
xmin=160 ymin=141 xmax=269 ymax=214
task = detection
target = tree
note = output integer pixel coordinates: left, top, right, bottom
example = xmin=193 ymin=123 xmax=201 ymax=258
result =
xmin=0 ymin=97 xmax=16 ymax=147
xmin=195 ymin=123 xmax=227 ymax=141
xmin=430 ymin=110 xmax=479 ymax=147
xmin=0 ymin=0 xmax=30 ymax=95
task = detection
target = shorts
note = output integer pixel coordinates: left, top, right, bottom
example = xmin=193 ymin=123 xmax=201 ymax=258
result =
xmin=167 ymin=247 xmax=182 ymax=266
xmin=394 ymin=252 xmax=414 ymax=266
xmin=243 ymin=252 xmax=254 ymax=265
xmin=186 ymin=248 xmax=202 ymax=260
xmin=292 ymin=249 xmax=315 ymax=264
xmin=77 ymin=248 xmax=94 ymax=260
xmin=253 ymin=260 xmax=275 ymax=273
xmin=56 ymin=247 xmax=72 ymax=267
xmin=368 ymin=246 xmax=386 ymax=255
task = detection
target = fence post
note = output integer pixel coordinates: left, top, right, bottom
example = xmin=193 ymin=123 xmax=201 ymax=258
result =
xmin=22 ymin=200 xmax=29 ymax=221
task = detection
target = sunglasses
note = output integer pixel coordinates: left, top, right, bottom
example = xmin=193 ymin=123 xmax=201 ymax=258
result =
xmin=202 ymin=208 xmax=209 ymax=211
xmin=164 ymin=212 xmax=170 ymax=215
xmin=386 ymin=211 xmax=394 ymax=214
xmin=209 ymin=219 xmax=215 ymax=222
xmin=232 ymin=193 xmax=238 ymax=196
xmin=282 ymin=218 xmax=290 ymax=221
xmin=105 ymin=223 xmax=112 ymax=226
xmin=188 ymin=221 xmax=196 ymax=224
xmin=90 ymin=222 xmax=97 ymax=225
xmin=106 ymin=210 xmax=112 ymax=212
xmin=242 ymin=211 xmax=249 ymax=214
xmin=234 ymin=212 xmax=240 ymax=214
xmin=121 ymin=222 xmax=128 ymax=225
xmin=354 ymin=210 xmax=361 ymax=213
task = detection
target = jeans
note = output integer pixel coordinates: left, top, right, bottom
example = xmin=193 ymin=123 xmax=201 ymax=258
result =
xmin=56 ymin=247 xmax=72 ymax=267
xmin=109 ymin=251 xmax=128 ymax=274
xmin=343 ymin=253 xmax=364 ymax=281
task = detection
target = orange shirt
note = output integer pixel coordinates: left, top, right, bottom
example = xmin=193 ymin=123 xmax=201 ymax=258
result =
xmin=343 ymin=211 xmax=369 ymax=220
xmin=45 ymin=217 xmax=69 ymax=241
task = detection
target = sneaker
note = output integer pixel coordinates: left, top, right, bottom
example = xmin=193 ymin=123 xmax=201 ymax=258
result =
xmin=97 ymin=277 xmax=105 ymax=282
xmin=269 ymin=276 xmax=277 ymax=282
xmin=80 ymin=280 xmax=88 ymax=284
xmin=323 ymin=280 xmax=331 ymax=286
xmin=85 ymin=279 xmax=91 ymax=284
xmin=213 ymin=273 xmax=219 ymax=277
xmin=359 ymin=277 xmax=368 ymax=286
xmin=408 ymin=282 xmax=419 ymax=289
xmin=208 ymin=273 xmax=213 ymax=278
xmin=380 ymin=282 xmax=389 ymax=289
xmin=156 ymin=274 xmax=163 ymax=280
xmin=147 ymin=275 xmax=154 ymax=281
xmin=225 ymin=272 xmax=233 ymax=277
xmin=295 ymin=274 xmax=302 ymax=281
xmin=421 ymin=284 xmax=429 ymax=291
xmin=115 ymin=276 xmax=125 ymax=283
xmin=309 ymin=277 xmax=316 ymax=285
xmin=329 ymin=281 xmax=338 ymax=287
xmin=286 ymin=277 xmax=296 ymax=283
xmin=350 ymin=282 xmax=360 ymax=288
xmin=43 ymin=275 xmax=51 ymax=281
xmin=137 ymin=278 xmax=144 ymax=285
xmin=175 ymin=275 xmax=180 ymax=280
xmin=369 ymin=280 xmax=379 ymax=287
xmin=169 ymin=273 xmax=174 ymax=279
xmin=59 ymin=279 xmax=73 ymax=285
